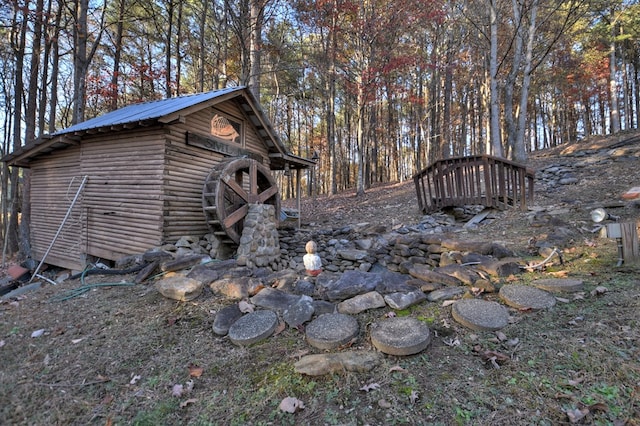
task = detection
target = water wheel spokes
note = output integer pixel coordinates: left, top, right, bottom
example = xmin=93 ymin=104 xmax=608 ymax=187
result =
xmin=203 ymin=157 xmax=280 ymax=245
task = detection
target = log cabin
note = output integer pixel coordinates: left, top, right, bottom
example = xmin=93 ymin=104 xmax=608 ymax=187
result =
xmin=2 ymin=86 xmax=314 ymax=270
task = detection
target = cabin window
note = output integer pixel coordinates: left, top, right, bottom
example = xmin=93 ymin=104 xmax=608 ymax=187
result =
xmin=210 ymin=111 xmax=243 ymax=145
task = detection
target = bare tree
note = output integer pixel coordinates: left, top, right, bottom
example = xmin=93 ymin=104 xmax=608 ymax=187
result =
xmin=71 ymin=0 xmax=106 ymax=124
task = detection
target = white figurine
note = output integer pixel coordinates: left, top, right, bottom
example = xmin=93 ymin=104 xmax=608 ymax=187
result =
xmin=303 ymin=240 xmax=322 ymax=276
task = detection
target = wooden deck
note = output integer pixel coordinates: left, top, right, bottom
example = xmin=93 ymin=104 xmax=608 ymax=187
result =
xmin=413 ymin=155 xmax=535 ymax=213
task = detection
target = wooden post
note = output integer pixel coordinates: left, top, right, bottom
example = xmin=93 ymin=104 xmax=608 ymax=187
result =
xmin=620 ymin=222 xmax=640 ymax=264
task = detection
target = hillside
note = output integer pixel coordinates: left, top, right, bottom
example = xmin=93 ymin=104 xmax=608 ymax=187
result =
xmin=1 ymin=131 xmax=639 ymax=425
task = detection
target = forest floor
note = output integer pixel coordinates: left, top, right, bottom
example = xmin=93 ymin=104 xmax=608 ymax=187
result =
xmin=1 ymin=131 xmax=640 ymax=425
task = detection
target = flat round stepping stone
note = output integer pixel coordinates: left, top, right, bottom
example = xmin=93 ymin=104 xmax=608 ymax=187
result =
xmin=451 ymin=299 xmax=509 ymax=331
xmin=370 ymin=317 xmax=431 ymax=356
xmin=499 ymin=285 xmax=556 ymax=310
xmin=228 ymin=310 xmax=278 ymax=346
xmin=305 ymin=313 xmax=359 ymax=350
xmin=532 ymin=278 xmax=584 ymax=293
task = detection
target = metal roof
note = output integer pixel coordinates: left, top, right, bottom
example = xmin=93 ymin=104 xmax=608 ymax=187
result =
xmin=54 ymin=86 xmax=245 ymax=136
xmin=2 ymin=86 xmax=315 ymax=170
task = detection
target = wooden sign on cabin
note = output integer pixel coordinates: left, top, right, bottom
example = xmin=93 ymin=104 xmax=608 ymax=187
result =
xmin=2 ymin=87 xmax=314 ymax=271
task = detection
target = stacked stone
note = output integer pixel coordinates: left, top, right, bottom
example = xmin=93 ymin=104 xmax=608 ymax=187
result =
xmin=235 ymin=204 xmax=281 ymax=269
xmin=377 ymin=234 xmax=445 ymax=272
xmin=154 ymin=207 xmax=506 ymax=275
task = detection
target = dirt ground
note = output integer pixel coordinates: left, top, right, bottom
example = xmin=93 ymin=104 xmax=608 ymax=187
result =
xmin=1 ymin=132 xmax=640 ymax=425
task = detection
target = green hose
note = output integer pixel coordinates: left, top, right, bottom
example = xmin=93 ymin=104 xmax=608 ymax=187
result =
xmin=50 ymin=265 xmax=136 ymax=302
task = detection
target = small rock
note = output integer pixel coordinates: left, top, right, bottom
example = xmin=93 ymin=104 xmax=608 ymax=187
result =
xmin=337 ymin=291 xmax=386 ymax=314
xmin=250 ymin=287 xmax=303 ymax=312
xmin=320 ymin=270 xmax=382 ymax=301
xmin=156 ymin=276 xmax=203 ymax=301
xmin=312 ymin=300 xmax=336 ymax=316
xmin=426 ymin=286 xmax=466 ymax=301
xmin=213 ymin=304 xmax=243 ymax=336
xmin=337 ymin=249 xmax=368 ymax=261
xmin=383 ymin=290 xmax=427 ymax=310
xmin=209 ymin=277 xmax=262 ymax=300
xmin=283 ymin=295 xmax=315 ymax=328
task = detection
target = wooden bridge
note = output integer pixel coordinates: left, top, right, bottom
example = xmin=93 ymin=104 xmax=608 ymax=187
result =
xmin=413 ymin=155 xmax=535 ymax=213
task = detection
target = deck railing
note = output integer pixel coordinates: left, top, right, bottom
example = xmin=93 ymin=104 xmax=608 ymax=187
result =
xmin=413 ymin=155 xmax=535 ymax=213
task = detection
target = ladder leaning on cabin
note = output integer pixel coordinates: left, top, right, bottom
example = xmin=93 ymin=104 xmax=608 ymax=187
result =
xmin=29 ymin=175 xmax=89 ymax=283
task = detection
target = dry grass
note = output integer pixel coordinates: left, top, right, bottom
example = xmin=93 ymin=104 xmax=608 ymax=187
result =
xmin=0 ymin=237 xmax=638 ymax=425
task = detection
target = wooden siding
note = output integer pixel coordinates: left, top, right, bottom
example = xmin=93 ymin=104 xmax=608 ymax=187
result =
xmin=80 ymin=131 xmax=165 ymax=261
xmin=162 ymin=101 xmax=273 ymax=243
xmin=26 ymin=97 xmax=282 ymax=270
xmin=30 ymin=146 xmax=85 ymax=270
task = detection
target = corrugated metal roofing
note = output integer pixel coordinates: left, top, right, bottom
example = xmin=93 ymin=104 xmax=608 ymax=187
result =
xmin=54 ymin=86 xmax=245 ymax=135
xmin=2 ymin=85 xmax=314 ymax=170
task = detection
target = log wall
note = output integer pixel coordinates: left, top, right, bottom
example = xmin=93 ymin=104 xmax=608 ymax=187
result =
xmin=28 ymin=97 xmax=276 ymax=270
xmin=163 ymin=101 xmax=271 ymax=242
xmin=80 ymin=130 xmax=166 ymax=261
xmin=30 ymin=146 xmax=84 ymax=270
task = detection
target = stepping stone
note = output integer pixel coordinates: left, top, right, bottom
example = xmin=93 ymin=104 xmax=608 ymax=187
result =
xmin=370 ymin=317 xmax=431 ymax=356
xmin=305 ymin=313 xmax=359 ymax=350
xmin=228 ymin=310 xmax=278 ymax=346
xmin=499 ymin=285 xmax=556 ymax=310
xmin=451 ymin=299 xmax=509 ymax=331
xmin=532 ymin=278 xmax=584 ymax=293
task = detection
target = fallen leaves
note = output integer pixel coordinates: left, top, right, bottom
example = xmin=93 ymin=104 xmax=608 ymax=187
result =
xmin=129 ymin=374 xmax=141 ymax=385
xmin=31 ymin=329 xmax=45 ymax=338
xmin=273 ymin=321 xmax=286 ymax=336
xmin=172 ymin=380 xmax=194 ymax=397
xmin=472 ymin=345 xmax=510 ymax=369
xmin=188 ymin=364 xmax=203 ymax=378
xmin=180 ymin=398 xmax=197 ymax=408
xmin=389 ymin=365 xmax=407 ymax=373
xmin=359 ymin=382 xmax=380 ymax=392
xmin=563 ymin=401 xmax=608 ymax=423
xmin=279 ymin=396 xmax=305 ymax=413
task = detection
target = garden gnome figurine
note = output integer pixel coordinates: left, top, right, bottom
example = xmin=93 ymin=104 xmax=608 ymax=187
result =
xmin=303 ymin=240 xmax=322 ymax=276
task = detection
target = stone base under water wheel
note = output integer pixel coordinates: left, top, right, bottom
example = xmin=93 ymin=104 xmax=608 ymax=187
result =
xmin=235 ymin=204 xmax=281 ymax=269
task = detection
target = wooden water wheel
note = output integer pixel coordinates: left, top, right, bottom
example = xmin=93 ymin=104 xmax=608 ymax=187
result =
xmin=202 ymin=157 xmax=280 ymax=245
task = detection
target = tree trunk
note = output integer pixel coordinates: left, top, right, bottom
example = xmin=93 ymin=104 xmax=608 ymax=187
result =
xmin=489 ymin=0 xmax=503 ymax=157
xmin=197 ymin=0 xmax=207 ymax=92
xmin=48 ymin=2 xmax=62 ymax=134
xmin=110 ymin=0 xmax=126 ymax=110
xmin=249 ymin=0 xmax=263 ymax=102
xmin=356 ymin=77 xmax=365 ymax=197
xmin=165 ymin=0 xmax=174 ymax=98
xmin=175 ymin=0 xmax=183 ymax=95
xmin=513 ymin=0 xmax=538 ymax=163
xmin=73 ymin=0 xmax=89 ymax=124
xmin=609 ymin=29 xmax=620 ymax=134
